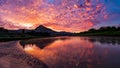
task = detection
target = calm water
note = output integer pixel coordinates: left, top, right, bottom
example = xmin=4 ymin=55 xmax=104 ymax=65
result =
xmin=21 ymin=36 xmax=120 ymax=68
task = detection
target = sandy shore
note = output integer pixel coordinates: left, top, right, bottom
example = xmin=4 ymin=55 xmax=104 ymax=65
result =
xmin=0 ymin=41 xmax=49 ymax=68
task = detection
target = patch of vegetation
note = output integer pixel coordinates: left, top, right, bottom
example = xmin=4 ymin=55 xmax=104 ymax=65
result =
xmin=76 ymin=26 xmax=120 ymax=36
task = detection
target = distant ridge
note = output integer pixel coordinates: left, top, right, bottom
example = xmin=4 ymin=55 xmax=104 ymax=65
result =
xmin=0 ymin=25 xmax=73 ymax=36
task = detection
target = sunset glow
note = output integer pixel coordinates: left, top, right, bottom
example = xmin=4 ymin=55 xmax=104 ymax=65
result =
xmin=0 ymin=0 xmax=120 ymax=32
xmin=24 ymin=44 xmax=39 ymax=51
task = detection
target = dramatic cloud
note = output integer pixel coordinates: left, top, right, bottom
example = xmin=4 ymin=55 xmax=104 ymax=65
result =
xmin=0 ymin=0 xmax=119 ymax=32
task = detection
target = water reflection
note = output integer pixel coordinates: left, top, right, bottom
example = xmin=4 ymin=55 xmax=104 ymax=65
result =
xmin=0 ymin=41 xmax=49 ymax=68
xmin=84 ymin=37 xmax=120 ymax=45
xmin=21 ymin=37 xmax=120 ymax=68
xmin=20 ymin=38 xmax=57 ymax=49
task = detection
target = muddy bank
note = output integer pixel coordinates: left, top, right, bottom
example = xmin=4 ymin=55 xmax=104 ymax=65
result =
xmin=0 ymin=41 xmax=49 ymax=68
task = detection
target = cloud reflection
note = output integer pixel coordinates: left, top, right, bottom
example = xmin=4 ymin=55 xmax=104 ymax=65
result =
xmin=22 ymin=37 xmax=120 ymax=68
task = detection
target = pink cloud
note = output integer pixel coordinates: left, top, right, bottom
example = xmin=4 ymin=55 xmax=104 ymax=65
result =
xmin=0 ymin=0 xmax=108 ymax=32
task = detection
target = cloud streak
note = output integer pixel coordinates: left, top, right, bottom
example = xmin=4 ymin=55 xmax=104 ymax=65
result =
xmin=0 ymin=0 xmax=117 ymax=32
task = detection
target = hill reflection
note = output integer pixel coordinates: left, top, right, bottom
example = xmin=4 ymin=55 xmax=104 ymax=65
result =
xmin=21 ymin=37 xmax=120 ymax=68
xmin=20 ymin=37 xmax=71 ymax=49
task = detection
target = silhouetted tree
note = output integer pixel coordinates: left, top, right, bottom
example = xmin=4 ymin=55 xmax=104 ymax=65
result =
xmin=97 ymin=26 xmax=117 ymax=31
xmin=88 ymin=28 xmax=96 ymax=32
xmin=0 ymin=27 xmax=8 ymax=33
xmin=117 ymin=27 xmax=120 ymax=30
xmin=98 ymin=27 xmax=106 ymax=31
xmin=111 ymin=26 xmax=117 ymax=30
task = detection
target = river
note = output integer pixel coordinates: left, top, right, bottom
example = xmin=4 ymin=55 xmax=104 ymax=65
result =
xmin=21 ymin=36 xmax=120 ymax=68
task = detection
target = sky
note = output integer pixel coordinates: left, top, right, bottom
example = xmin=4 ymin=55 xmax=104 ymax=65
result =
xmin=0 ymin=0 xmax=120 ymax=32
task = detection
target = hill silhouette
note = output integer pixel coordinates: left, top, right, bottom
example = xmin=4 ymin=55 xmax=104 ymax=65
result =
xmin=0 ymin=25 xmax=73 ymax=41
xmin=35 ymin=25 xmax=56 ymax=33
xmin=0 ymin=25 xmax=120 ymax=41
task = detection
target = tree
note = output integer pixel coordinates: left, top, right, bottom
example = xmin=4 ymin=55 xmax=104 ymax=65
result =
xmin=117 ymin=27 xmax=120 ymax=30
xmin=88 ymin=28 xmax=96 ymax=32
xmin=0 ymin=27 xmax=8 ymax=33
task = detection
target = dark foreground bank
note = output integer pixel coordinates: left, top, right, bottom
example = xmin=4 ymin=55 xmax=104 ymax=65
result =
xmin=0 ymin=41 xmax=49 ymax=68
xmin=76 ymin=26 xmax=120 ymax=36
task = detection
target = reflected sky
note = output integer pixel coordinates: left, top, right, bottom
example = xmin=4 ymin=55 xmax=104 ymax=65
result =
xmin=22 ymin=37 xmax=120 ymax=68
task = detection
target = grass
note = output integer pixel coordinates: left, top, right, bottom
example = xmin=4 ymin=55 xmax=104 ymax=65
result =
xmin=0 ymin=37 xmax=36 ymax=42
xmin=0 ymin=33 xmax=39 ymax=42
xmin=76 ymin=31 xmax=120 ymax=36
xmin=0 ymin=33 xmax=51 ymax=42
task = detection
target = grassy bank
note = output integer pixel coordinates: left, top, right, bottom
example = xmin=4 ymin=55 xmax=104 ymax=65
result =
xmin=76 ymin=31 xmax=120 ymax=36
xmin=0 ymin=37 xmax=36 ymax=41
xmin=76 ymin=26 xmax=120 ymax=36
xmin=0 ymin=33 xmax=42 ymax=42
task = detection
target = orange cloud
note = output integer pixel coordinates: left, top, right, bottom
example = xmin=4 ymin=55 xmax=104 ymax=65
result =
xmin=0 ymin=0 xmax=107 ymax=32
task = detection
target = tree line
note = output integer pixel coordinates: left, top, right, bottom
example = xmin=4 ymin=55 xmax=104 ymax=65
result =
xmin=86 ymin=26 xmax=120 ymax=33
xmin=78 ymin=26 xmax=120 ymax=36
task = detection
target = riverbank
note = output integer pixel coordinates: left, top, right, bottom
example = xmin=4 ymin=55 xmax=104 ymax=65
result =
xmin=0 ymin=33 xmax=47 ymax=42
xmin=0 ymin=36 xmax=39 ymax=42
xmin=0 ymin=41 xmax=49 ymax=68
xmin=75 ymin=26 xmax=120 ymax=36
xmin=76 ymin=31 xmax=120 ymax=36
